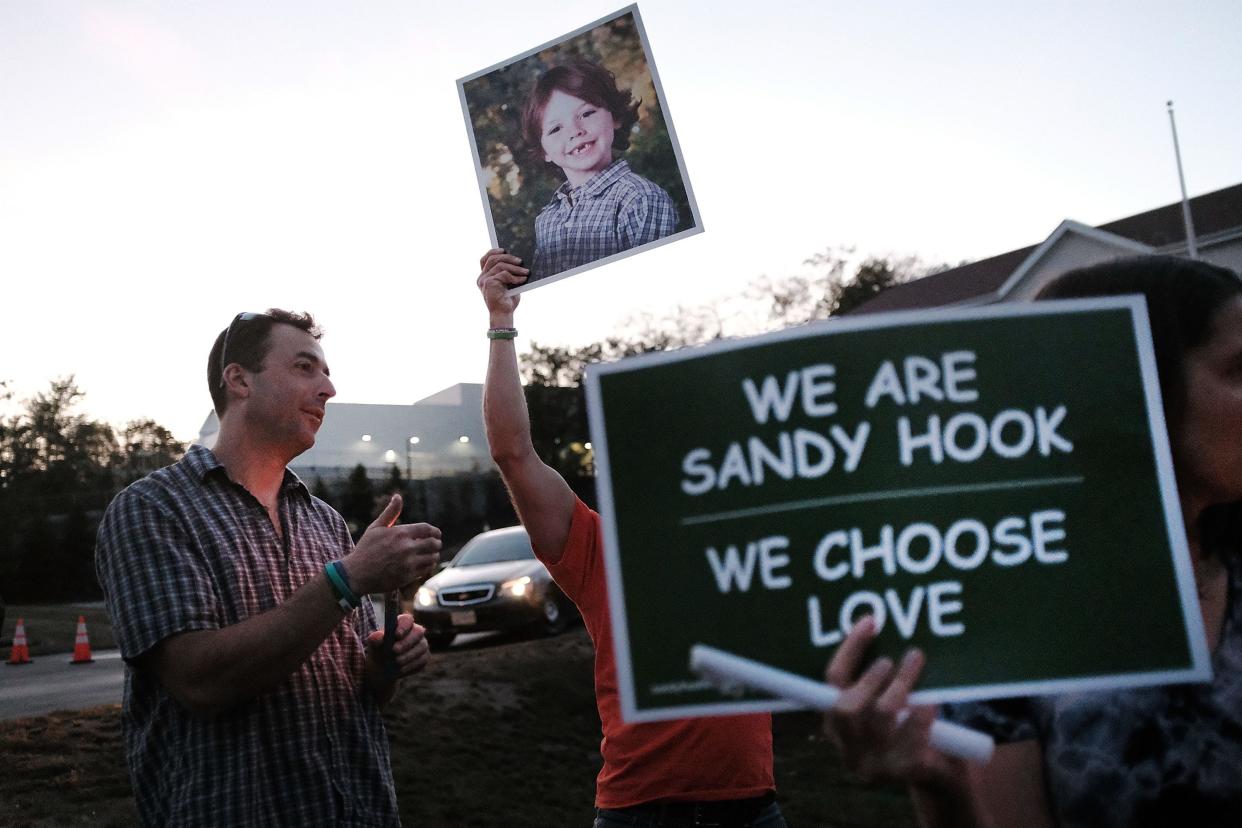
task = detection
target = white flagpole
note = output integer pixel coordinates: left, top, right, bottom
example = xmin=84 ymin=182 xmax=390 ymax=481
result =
xmin=1166 ymin=100 xmax=1199 ymax=260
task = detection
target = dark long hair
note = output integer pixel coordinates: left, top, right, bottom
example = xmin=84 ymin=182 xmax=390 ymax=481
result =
xmin=1038 ymin=255 xmax=1242 ymax=552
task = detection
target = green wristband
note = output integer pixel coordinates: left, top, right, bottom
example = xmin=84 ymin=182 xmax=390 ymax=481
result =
xmin=324 ymin=560 xmax=359 ymax=611
xmin=486 ymin=327 xmax=518 ymax=340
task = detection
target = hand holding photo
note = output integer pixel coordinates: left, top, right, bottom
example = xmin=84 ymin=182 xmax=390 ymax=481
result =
xmin=458 ymin=5 xmax=701 ymax=293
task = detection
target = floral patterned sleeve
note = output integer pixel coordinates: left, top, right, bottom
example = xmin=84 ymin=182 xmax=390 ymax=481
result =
xmin=941 ymin=696 xmax=1041 ymax=743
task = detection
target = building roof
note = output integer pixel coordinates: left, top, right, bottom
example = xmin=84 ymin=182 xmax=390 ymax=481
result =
xmin=855 ymin=182 xmax=1242 ymax=314
xmin=1097 ymin=182 xmax=1242 ymax=248
xmin=197 ymin=383 xmax=492 ymax=478
xmin=857 ymin=245 xmax=1037 ymax=313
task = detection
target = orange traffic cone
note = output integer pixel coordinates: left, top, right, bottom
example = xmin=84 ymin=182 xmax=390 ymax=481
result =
xmin=70 ymin=615 xmax=94 ymax=664
xmin=7 ymin=617 xmax=32 ymax=665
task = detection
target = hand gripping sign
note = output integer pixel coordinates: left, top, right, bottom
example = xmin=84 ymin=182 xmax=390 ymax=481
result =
xmin=585 ymin=298 xmax=1211 ymax=733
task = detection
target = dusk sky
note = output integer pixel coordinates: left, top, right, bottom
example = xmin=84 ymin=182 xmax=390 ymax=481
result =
xmin=2 ymin=1 xmax=1240 ymax=441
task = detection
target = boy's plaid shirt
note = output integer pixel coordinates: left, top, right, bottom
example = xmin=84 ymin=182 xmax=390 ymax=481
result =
xmin=96 ymin=445 xmax=399 ymax=827
xmin=531 ymin=158 xmax=678 ymax=280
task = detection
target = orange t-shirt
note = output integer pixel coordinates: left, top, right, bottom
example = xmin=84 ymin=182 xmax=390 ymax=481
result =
xmin=544 ymin=498 xmax=775 ymax=809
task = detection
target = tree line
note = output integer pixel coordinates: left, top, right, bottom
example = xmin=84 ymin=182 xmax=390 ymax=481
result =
xmin=321 ymin=463 xmax=523 ymax=551
xmin=518 ymin=250 xmax=946 ymax=469
xmin=0 ymin=377 xmax=187 ymax=601
xmin=1 ymin=250 xmax=933 ymax=601
xmin=0 ymin=378 xmax=573 ymax=602
xmin=0 ymin=376 xmax=520 ymax=602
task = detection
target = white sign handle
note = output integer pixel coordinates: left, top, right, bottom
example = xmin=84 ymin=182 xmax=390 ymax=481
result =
xmin=689 ymin=644 xmax=995 ymax=764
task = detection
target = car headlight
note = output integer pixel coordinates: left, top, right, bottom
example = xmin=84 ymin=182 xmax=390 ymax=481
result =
xmin=501 ymin=575 xmax=532 ymax=597
xmin=415 ymin=586 xmax=436 ymax=607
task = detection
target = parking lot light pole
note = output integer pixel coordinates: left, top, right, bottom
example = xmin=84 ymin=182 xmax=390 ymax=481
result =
xmin=406 ymin=436 xmax=420 ymax=479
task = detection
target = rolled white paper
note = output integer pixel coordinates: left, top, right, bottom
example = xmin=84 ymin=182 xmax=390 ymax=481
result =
xmin=689 ymin=643 xmax=995 ymax=765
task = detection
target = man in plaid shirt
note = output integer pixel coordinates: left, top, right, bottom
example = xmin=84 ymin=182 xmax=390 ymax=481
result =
xmin=96 ymin=310 xmax=441 ymax=827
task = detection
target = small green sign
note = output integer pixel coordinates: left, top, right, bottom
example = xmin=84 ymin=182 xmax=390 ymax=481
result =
xmin=585 ymin=298 xmax=1211 ymax=722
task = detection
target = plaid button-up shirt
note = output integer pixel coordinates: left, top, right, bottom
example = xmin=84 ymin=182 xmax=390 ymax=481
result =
xmin=96 ymin=445 xmax=399 ymax=827
xmin=531 ymin=158 xmax=678 ymax=281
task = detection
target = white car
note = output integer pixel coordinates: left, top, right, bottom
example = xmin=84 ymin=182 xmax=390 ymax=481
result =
xmin=413 ymin=526 xmax=578 ymax=649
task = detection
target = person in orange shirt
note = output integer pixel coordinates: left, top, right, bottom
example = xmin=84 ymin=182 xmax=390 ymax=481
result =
xmin=476 ymin=249 xmax=786 ymax=827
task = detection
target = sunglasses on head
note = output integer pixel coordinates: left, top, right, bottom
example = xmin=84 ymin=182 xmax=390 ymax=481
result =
xmin=218 ymin=312 xmax=270 ymax=387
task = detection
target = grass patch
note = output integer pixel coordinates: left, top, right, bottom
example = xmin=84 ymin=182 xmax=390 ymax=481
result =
xmin=1 ymin=627 xmax=916 ymax=826
xmin=0 ymin=705 xmax=136 ymax=827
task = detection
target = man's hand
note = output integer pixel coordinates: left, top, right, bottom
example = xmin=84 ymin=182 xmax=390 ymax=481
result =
xmin=366 ymin=613 xmax=429 ymax=681
xmin=477 ymin=248 xmax=529 ymax=322
xmin=347 ymin=494 xmax=441 ymax=595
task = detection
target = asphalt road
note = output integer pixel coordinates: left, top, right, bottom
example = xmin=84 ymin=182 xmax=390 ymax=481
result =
xmin=0 ymin=649 xmax=125 ymax=720
xmin=0 ymin=630 xmax=503 ymax=722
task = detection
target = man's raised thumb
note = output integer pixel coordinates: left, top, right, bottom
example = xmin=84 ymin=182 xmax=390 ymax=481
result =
xmin=370 ymin=493 xmax=402 ymax=529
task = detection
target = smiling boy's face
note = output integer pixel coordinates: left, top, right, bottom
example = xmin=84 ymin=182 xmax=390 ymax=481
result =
xmin=539 ymin=89 xmax=617 ymax=188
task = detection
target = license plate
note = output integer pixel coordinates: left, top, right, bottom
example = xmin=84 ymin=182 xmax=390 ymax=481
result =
xmin=450 ymin=610 xmax=477 ymax=627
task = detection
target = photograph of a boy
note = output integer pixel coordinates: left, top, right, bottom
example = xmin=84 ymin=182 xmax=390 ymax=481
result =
xmin=459 ymin=7 xmax=700 ymax=292
xmin=522 ymin=61 xmax=677 ymax=281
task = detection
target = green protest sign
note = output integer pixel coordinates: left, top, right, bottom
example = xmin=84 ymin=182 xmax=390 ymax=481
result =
xmin=585 ymin=297 xmax=1212 ymax=723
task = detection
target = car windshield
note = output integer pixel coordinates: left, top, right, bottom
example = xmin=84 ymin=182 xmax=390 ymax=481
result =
xmin=453 ymin=531 xmax=535 ymax=566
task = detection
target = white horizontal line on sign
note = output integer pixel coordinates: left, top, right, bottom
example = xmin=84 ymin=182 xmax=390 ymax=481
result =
xmin=679 ymin=476 xmax=1086 ymax=526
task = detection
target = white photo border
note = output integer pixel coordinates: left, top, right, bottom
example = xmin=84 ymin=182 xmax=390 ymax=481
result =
xmin=456 ymin=4 xmax=703 ymax=295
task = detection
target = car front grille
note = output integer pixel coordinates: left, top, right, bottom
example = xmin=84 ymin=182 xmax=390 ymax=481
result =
xmin=438 ymin=584 xmax=496 ymax=606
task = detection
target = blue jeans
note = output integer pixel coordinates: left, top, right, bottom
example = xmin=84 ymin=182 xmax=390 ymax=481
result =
xmin=593 ymin=801 xmax=786 ymax=828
